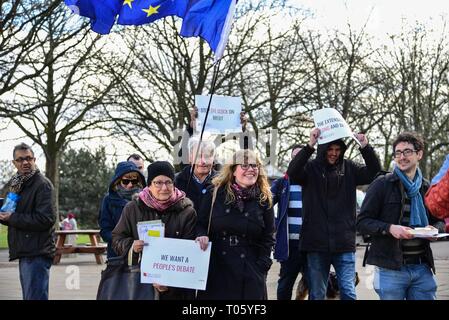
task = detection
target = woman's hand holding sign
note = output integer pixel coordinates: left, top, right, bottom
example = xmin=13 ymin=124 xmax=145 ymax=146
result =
xmin=195 ymin=236 xmax=210 ymax=251
xmin=133 ymin=240 xmax=145 ymax=253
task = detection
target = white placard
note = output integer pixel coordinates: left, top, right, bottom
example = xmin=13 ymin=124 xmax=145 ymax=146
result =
xmin=137 ymin=220 xmax=164 ymax=243
xmin=140 ymin=237 xmax=211 ymax=290
xmin=312 ymin=108 xmax=360 ymax=146
xmin=195 ymin=94 xmax=242 ymax=134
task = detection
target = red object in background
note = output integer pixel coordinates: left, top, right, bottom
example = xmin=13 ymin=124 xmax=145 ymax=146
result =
xmin=425 ymin=169 xmax=449 ymax=219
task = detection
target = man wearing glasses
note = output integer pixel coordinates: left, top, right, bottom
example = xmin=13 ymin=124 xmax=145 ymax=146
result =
xmin=0 ymin=143 xmax=55 ymax=300
xmin=287 ymin=128 xmax=381 ymax=300
xmin=357 ymin=132 xmax=446 ymax=300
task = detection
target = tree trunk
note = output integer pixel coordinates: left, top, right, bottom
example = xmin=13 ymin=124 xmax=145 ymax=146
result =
xmin=45 ymin=151 xmax=60 ymax=227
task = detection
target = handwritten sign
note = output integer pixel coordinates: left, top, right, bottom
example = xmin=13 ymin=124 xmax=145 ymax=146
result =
xmin=140 ymin=237 xmax=211 ymax=290
xmin=312 ymin=108 xmax=360 ymax=146
xmin=195 ymin=95 xmax=242 ymax=134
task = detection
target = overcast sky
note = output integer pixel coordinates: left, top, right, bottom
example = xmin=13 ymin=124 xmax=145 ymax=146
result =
xmin=292 ymin=0 xmax=449 ymax=36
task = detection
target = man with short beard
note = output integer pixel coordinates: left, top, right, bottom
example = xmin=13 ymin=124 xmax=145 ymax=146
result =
xmin=0 ymin=143 xmax=55 ymax=300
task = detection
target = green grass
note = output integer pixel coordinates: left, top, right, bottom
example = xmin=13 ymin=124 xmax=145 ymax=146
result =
xmin=0 ymin=227 xmax=94 ymax=248
xmin=76 ymin=234 xmax=91 ymax=245
xmin=0 ymin=225 xmax=7 ymax=249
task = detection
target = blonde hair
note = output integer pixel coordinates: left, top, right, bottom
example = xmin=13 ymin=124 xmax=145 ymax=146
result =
xmin=212 ymin=149 xmax=273 ymax=208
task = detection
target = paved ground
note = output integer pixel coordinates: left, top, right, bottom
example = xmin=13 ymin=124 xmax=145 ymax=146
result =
xmin=0 ymin=241 xmax=448 ymax=300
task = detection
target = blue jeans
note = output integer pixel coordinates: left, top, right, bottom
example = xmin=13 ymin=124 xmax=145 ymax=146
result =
xmin=374 ymin=264 xmax=437 ymax=300
xmin=306 ymin=251 xmax=356 ymax=300
xmin=277 ymin=248 xmax=306 ymax=300
xmin=19 ymin=256 xmax=52 ymax=300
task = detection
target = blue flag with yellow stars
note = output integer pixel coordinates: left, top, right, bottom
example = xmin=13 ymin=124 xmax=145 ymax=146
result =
xmin=65 ymin=0 xmax=237 ymax=61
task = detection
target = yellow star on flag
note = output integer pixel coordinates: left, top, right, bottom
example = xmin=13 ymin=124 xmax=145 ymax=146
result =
xmin=142 ymin=4 xmax=161 ymax=17
xmin=123 ymin=0 xmax=134 ymax=9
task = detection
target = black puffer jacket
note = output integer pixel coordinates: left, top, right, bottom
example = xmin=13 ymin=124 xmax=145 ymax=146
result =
xmin=1 ymin=172 xmax=55 ymax=261
xmin=287 ymin=140 xmax=381 ymax=253
xmin=356 ymin=172 xmax=446 ymax=273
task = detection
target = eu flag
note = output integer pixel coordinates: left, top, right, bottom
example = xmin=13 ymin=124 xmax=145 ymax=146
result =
xmin=65 ymin=0 xmax=237 ymax=61
xmin=118 ymin=0 xmax=187 ymax=26
xmin=65 ymin=0 xmax=122 ymax=35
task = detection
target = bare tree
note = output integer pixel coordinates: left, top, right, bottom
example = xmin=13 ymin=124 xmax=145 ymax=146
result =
xmin=0 ymin=0 xmax=60 ymax=105
xmin=376 ymin=21 xmax=449 ymax=176
xmin=106 ymin=0 xmax=295 ymax=165
xmin=0 ymin=3 xmax=128 ymax=214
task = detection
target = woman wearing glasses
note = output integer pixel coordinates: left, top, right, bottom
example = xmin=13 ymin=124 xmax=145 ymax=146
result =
xmin=196 ymin=149 xmax=275 ymax=300
xmin=112 ymin=161 xmax=196 ymax=300
xmin=99 ymin=161 xmax=145 ymax=259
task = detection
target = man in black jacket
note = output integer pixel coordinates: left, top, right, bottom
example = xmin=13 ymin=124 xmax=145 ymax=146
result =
xmin=0 ymin=143 xmax=55 ymax=300
xmin=357 ymin=132 xmax=445 ymax=300
xmin=287 ymin=128 xmax=381 ymax=300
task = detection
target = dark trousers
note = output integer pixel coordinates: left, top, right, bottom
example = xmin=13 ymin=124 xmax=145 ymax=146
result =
xmin=19 ymin=256 xmax=52 ymax=300
xmin=277 ymin=248 xmax=306 ymax=300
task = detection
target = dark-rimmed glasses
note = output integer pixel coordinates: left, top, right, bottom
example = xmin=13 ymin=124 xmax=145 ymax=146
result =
xmin=239 ymin=163 xmax=259 ymax=171
xmin=14 ymin=156 xmax=35 ymax=163
xmin=393 ymin=149 xmax=417 ymax=159
xmin=152 ymin=180 xmax=174 ymax=188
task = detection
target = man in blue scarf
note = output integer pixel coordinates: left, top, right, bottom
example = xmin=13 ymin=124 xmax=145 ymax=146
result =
xmin=357 ymin=132 xmax=446 ymax=300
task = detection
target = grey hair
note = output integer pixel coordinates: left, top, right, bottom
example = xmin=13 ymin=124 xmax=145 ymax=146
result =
xmin=188 ymin=136 xmax=216 ymax=157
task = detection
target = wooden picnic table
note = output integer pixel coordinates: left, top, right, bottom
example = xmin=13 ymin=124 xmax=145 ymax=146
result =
xmin=53 ymin=229 xmax=106 ymax=265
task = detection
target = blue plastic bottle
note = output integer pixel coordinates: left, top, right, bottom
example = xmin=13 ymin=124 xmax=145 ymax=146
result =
xmin=0 ymin=192 xmax=21 ymax=212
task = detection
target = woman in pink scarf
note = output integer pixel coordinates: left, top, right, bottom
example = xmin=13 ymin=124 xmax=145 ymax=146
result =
xmin=112 ymin=161 xmax=196 ymax=300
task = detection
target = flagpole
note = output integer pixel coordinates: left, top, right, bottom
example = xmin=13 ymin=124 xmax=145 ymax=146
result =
xmin=187 ymin=59 xmax=222 ymax=191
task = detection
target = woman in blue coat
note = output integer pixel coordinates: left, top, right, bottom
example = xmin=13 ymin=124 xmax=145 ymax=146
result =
xmin=99 ymin=161 xmax=145 ymax=258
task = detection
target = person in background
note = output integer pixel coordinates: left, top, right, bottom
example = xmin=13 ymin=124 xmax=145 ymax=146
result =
xmin=175 ymin=107 xmax=250 ymax=171
xmin=127 ymin=154 xmax=145 ymax=175
xmin=0 ymin=143 xmax=55 ymax=300
xmin=271 ymin=145 xmax=307 ymax=300
xmin=196 ymin=149 xmax=275 ymax=300
xmin=112 ymin=161 xmax=196 ymax=300
xmin=99 ymin=161 xmax=145 ymax=259
xmin=357 ymin=132 xmax=446 ymax=300
xmin=62 ymin=213 xmax=78 ymax=251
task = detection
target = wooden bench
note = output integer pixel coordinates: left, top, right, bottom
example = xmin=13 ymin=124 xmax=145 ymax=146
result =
xmin=53 ymin=230 xmax=107 ymax=265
